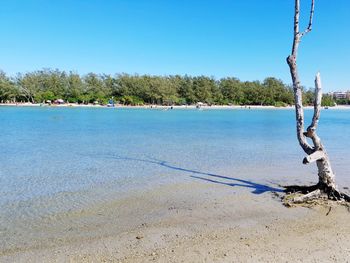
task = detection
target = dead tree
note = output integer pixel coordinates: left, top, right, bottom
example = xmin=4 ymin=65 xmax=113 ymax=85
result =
xmin=285 ymin=0 xmax=350 ymax=203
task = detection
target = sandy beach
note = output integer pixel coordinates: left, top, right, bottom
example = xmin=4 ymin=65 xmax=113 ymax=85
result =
xmin=1 ymin=179 xmax=349 ymax=263
xmin=1 ymin=105 xmax=350 ymax=263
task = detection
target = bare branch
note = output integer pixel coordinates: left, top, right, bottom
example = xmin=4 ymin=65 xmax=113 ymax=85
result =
xmin=303 ymin=150 xmax=325 ymax=164
xmin=304 ymin=73 xmax=322 ymax=149
xmin=300 ymin=0 xmax=315 ymax=38
xmin=287 ymin=0 xmax=316 ymax=155
xmin=308 ymin=72 xmax=322 ymax=131
xmin=291 ymin=0 xmax=301 ymax=56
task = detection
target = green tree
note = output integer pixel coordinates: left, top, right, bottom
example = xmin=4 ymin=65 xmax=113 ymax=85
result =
xmin=219 ymin=77 xmax=243 ymax=105
xmin=0 ymin=71 xmax=17 ymax=102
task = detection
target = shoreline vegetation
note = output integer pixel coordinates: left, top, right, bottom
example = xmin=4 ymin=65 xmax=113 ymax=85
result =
xmin=0 ymin=69 xmax=345 ymax=108
xmin=1 ymin=102 xmax=350 ymax=110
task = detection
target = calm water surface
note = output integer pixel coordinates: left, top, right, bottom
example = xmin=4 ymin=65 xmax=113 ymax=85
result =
xmin=1 ymin=107 xmax=350 ymax=253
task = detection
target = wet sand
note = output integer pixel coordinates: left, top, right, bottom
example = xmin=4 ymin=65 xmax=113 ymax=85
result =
xmin=2 ymin=179 xmax=350 ymax=262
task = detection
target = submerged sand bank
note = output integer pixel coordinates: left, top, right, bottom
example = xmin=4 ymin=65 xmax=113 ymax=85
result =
xmin=2 ymin=179 xmax=349 ymax=262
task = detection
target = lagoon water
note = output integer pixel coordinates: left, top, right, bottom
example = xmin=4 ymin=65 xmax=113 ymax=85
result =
xmin=1 ymin=106 xmax=350 ymax=254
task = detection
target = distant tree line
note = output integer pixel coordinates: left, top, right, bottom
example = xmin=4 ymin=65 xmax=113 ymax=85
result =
xmin=0 ymin=69 xmax=337 ymax=106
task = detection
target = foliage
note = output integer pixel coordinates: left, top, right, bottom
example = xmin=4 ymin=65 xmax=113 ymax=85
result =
xmin=321 ymin=95 xmax=336 ymax=107
xmin=0 ymin=69 xmax=325 ymax=106
xmin=334 ymin=98 xmax=350 ymax=105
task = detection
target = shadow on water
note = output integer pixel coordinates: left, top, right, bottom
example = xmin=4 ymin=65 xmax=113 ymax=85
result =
xmin=96 ymin=154 xmax=284 ymax=195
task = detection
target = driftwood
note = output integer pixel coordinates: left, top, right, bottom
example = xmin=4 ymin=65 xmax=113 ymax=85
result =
xmin=285 ymin=0 xmax=350 ymax=204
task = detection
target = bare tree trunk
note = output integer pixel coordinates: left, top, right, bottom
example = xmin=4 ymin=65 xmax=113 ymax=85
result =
xmin=286 ymin=0 xmax=349 ymax=202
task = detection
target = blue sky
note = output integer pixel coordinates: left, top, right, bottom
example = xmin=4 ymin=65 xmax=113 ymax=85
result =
xmin=0 ymin=0 xmax=349 ymax=91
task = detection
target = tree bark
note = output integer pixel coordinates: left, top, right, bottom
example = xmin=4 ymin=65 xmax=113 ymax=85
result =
xmin=286 ymin=0 xmax=348 ymax=202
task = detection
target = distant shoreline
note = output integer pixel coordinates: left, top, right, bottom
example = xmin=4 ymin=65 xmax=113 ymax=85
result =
xmin=1 ymin=103 xmax=350 ymax=110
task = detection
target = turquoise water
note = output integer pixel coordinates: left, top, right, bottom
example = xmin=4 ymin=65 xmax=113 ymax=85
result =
xmin=1 ymin=106 xmax=350 ymax=253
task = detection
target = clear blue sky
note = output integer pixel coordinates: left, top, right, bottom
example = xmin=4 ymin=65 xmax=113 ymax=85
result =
xmin=0 ymin=0 xmax=349 ymax=91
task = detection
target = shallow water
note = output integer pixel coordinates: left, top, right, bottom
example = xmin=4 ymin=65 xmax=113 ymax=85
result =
xmin=1 ymin=106 xmax=350 ymax=254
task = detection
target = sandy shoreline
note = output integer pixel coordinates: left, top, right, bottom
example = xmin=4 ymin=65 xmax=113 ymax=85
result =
xmin=2 ymin=179 xmax=349 ymax=262
xmin=1 ymin=103 xmax=350 ymax=110
xmin=1 ymin=103 xmax=350 ymax=262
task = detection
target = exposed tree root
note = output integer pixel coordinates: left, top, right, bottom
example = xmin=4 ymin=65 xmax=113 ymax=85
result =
xmin=282 ymin=183 xmax=350 ymax=208
xmin=284 ymin=184 xmax=321 ymax=195
xmin=292 ymin=189 xmax=323 ymax=203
